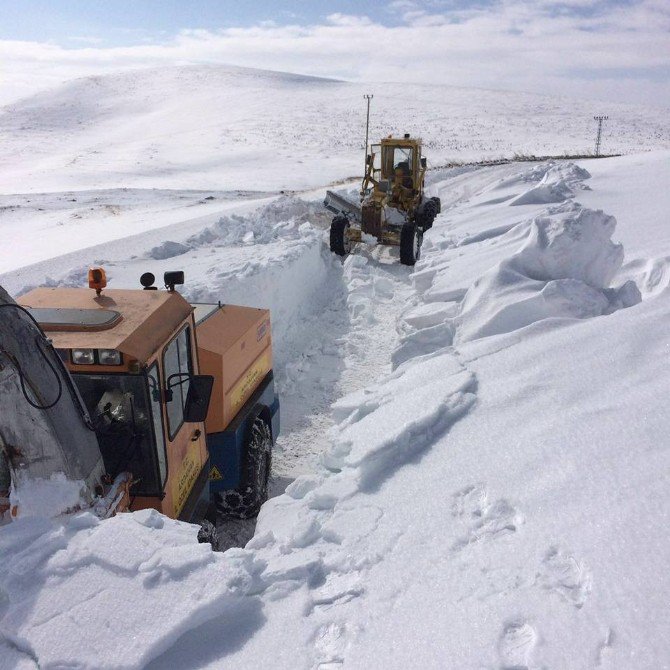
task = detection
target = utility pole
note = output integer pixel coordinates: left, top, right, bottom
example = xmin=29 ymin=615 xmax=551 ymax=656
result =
xmin=594 ymin=115 xmax=608 ymax=157
xmin=364 ymin=94 xmax=373 ymax=172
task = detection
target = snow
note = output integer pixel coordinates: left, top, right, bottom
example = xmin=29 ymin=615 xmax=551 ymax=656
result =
xmin=452 ymin=201 xmax=641 ymax=343
xmin=1 ymin=65 xmax=670 ymax=669
xmin=8 ymin=473 xmax=87 ymax=520
xmin=0 ymin=510 xmax=262 ymax=669
xmin=1 ymin=64 xmax=669 ymax=197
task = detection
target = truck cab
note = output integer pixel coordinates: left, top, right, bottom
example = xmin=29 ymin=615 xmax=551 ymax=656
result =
xmin=18 ymin=270 xmax=279 ymax=522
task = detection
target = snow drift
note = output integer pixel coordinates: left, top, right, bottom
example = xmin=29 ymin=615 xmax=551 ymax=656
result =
xmin=508 ymin=162 xmax=591 ymax=206
xmin=455 ymin=202 xmax=641 ymax=343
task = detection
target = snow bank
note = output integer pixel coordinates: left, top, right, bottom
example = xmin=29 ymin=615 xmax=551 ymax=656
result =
xmin=182 ymin=197 xmax=337 ymax=366
xmin=407 ymin=163 xmax=641 ymax=348
xmin=148 ymin=240 xmax=190 ymax=260
xmin=0 ymin=510 xmax=261 ymax=670
xmin=508 ymin=162 xmax=591 ymax=206
xmin=454 ymin=203 xmax=640 ymax=342
xmin=190 ymin=196 xmax=331 ymax=247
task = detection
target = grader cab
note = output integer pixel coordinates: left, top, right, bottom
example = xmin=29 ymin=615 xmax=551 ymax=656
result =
xmin=2 ymin=268 xmax=279 ymax=531
xmin=326 ymin=134 xmax=441 ymax=265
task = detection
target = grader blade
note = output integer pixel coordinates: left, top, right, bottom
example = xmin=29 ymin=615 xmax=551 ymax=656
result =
xmin=324 ymin=190 xmax=362 ymax=223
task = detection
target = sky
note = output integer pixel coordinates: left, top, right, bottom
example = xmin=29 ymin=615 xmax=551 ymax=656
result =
xmin=0 ymin=0 xmax=668 ymax=106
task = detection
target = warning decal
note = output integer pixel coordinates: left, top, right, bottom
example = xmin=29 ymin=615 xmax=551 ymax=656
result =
xmin=209 ymin=465 xmax=223 ymax=481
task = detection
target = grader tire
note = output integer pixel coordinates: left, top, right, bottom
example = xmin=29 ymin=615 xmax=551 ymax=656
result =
xmin=419 ymin=199 xmax=438 ymax=231
xmin=330 ymin=216 xmax=352 ymax=256
xmin=400 ymin=223 xmax=422 ymax=266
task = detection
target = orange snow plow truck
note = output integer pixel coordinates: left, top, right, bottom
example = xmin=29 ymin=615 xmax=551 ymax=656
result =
xmin=0 ymin=269 xmax=279 ymax=533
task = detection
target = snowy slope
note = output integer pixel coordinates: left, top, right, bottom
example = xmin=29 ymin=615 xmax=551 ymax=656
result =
xmin=1 ymin=64 xmax=669 ymax=195
xmin=1 ymin=151 xmax=669 ymax=669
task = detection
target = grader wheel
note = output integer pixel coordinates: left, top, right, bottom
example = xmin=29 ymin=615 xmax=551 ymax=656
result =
xmin=400 ymin=223 xmax=422 ymax=266
xmin=330 ymin=216 xmax=352 ymax=257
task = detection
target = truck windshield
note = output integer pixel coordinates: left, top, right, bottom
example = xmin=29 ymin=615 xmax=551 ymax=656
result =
xmin=72 ymin=373 xmax=163 ymax=496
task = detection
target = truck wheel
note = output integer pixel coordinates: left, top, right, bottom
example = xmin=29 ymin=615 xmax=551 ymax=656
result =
xmin=400 ymin=223 xmax=422 ymax=266
xmin=330 ymin=216 xmax=352 ymax=256
xmin=197 ymin=519 xmax=220 ymax=551
xmin=216 ymin=416 xmax=272 ymax=519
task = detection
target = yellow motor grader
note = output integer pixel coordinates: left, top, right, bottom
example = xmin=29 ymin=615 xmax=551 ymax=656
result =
xmin=325 ymin=134 xmax=441 ymax=265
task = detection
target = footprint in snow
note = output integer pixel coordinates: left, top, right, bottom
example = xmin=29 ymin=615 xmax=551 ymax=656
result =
xmin=451 ymin=485 xmax=523 ymax=550
xmin=313 ymin=622 xmax=346 ymax=668
xmin=498 ymin=620 xmax=537 ymax=670
xmin=536 ymin=546 xmax=592 ymax=608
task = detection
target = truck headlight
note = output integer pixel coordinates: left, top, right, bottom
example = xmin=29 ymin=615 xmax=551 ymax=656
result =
xmin=98 ymin=349 xmax=122 ymax=366
xmin=72 ymin=349 xmax=95 ymax=365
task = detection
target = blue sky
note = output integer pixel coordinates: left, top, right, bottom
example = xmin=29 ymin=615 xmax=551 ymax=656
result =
xmin=1 ymin=0 xmax=639 ymax=44
xmin=0 ymin=0 xmax=668 ymax=106
xmin=2 ymin=0 xmax=412 ymax=44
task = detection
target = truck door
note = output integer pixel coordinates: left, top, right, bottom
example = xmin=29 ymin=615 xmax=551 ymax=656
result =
xmin=161 ymin=322 xmax=208 ymax=518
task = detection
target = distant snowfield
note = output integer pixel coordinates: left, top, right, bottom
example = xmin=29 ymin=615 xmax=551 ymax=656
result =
xmin=0 ymin=64 xmax=669 ymax=195
xmin=0 ymin=66 xmax=669 ymax=669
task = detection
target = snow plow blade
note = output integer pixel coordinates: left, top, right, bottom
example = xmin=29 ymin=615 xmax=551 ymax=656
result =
xmin=324 ymin=190 xmax=362 ymax=223
xmin=0 ymin=284 xmax=106 ymax=515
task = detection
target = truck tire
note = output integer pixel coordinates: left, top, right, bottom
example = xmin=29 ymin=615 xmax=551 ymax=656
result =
xmin=400 ymin=223 xmax=422 ymax=266
xmin=330 ymin=216 xmax=352 ymax=256
xmin=216 ymin=416 xmax=272 ymax=519
xmin=197 ymin=519 xmax=220 ymax=551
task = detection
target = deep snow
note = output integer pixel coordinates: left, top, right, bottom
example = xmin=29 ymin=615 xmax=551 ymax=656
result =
xmin=1 ymin=65 xmax=669 ymax=670
xmin=2 ymin=151 xmax=669 ymax=669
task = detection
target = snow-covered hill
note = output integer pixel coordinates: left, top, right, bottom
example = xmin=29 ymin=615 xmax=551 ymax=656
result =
xmin=0 ymin=64 xmax=668 ymax=194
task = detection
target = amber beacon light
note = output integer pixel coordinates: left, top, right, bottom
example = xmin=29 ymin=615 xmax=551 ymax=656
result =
xmin=88 ymin=267 xmax=107 ymax=295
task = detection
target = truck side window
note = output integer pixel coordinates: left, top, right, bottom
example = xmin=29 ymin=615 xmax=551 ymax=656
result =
xmin=147 ymin=362 xmax=167 ymax=486
xmin=163 ymin=326 xmax=192 ymax=440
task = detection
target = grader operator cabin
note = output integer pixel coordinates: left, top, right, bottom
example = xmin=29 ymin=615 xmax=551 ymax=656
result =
xmin=0 ymin=268 xmax=280 ymax=533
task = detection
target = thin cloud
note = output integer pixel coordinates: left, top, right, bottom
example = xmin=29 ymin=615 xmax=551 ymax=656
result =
xmin=0 ymin=1 xmax=668 ymax=106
